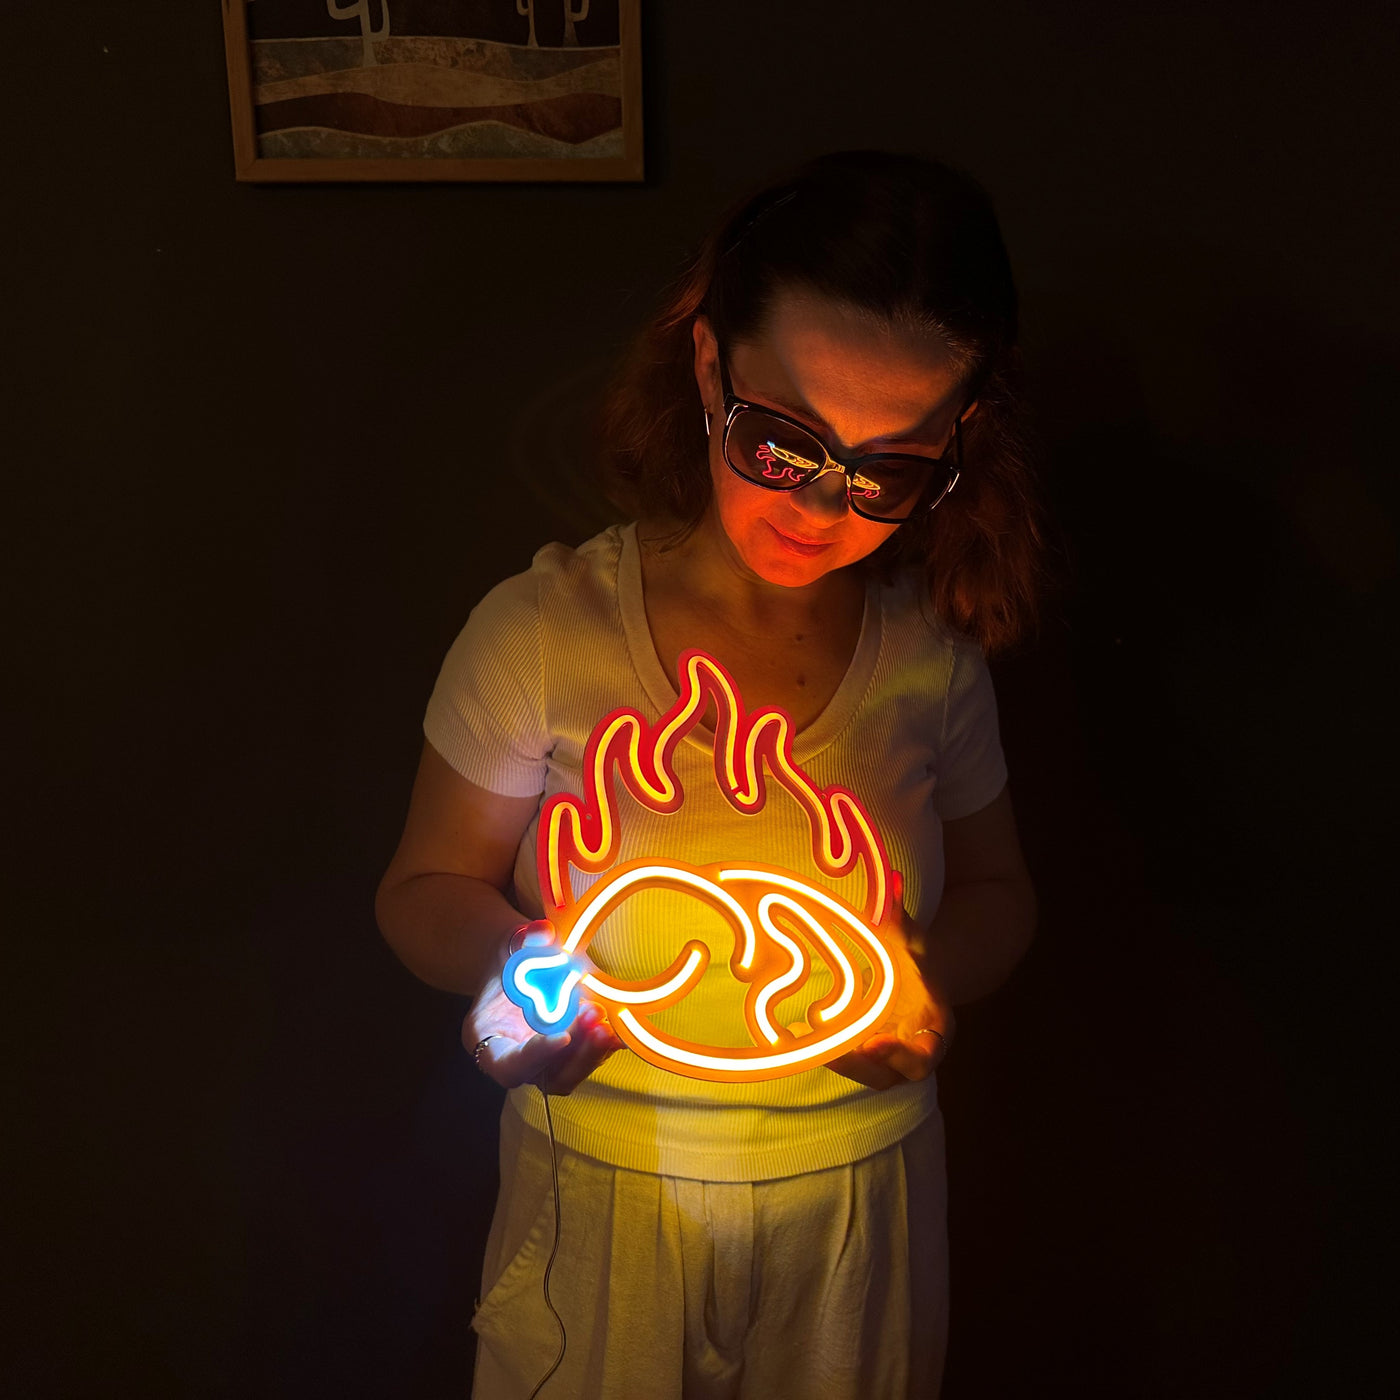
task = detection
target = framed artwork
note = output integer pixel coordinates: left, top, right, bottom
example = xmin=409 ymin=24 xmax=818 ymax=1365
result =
xmin=221 ymin=0 xmax=642 ymax=182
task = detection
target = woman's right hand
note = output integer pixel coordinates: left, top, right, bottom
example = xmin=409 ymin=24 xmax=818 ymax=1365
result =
xmin=464 ymin=923 xmax=624 ymax=1095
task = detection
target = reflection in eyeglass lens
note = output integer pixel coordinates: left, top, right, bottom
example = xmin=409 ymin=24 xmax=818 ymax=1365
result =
xmin=732 ymin=414 xmax=827 ymax=488
xmin=753 ymin=440 xmax=817 ymax=485
xmin=727 ymin=408 xmax=950 ymax=520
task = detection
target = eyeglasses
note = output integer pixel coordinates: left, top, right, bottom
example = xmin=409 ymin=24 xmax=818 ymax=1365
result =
xmin=709 ymin=351 xmax=963 ymax=523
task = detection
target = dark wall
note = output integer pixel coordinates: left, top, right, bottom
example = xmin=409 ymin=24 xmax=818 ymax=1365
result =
xmin=9 ymin=2 xmax=1394 ymax=1396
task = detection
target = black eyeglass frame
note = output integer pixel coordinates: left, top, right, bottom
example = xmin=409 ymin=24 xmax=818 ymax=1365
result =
xmin=713 ymin=351 xmax=965 ymax=523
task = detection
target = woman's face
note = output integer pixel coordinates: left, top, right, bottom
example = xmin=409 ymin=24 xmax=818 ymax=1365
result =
xmin=692 ymin=287 xmax=969 ymax=590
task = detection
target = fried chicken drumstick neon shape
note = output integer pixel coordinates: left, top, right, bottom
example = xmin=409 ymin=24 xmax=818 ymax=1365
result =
xmin=502 ymin=650 xmax=902 ymax=1083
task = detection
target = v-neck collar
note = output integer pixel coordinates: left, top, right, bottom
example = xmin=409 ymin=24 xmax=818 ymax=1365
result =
xmin=615 ymin=521 xmax=883 ymax=762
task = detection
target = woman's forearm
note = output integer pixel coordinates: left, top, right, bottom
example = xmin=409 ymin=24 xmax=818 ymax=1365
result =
xmin=914 ymin=875 xmax=1038 ymax=1008
xmin=375 ymin=872 xmax=527 ymax=998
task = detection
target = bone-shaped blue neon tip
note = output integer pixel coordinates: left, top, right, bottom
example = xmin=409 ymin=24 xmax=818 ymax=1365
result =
xmin=501 ymin=946 xmax=587 ymax=1036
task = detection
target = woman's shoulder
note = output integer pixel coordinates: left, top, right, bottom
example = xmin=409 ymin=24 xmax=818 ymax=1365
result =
xmin=464 ymin=523 xmax=631 ymax=654
xmin=524 ymin=522 xmax=628 ymax=585
xmin=476 ymin=523 xmax=629 ymax=611
xmin=876 ymin=565 xmax=984 ymax=660
xmin=442 ymin=523 xmax=632 ymax=700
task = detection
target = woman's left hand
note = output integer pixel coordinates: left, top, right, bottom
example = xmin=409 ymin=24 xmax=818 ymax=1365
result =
xmin=824 ymin=895 xmax=955 ymax=1091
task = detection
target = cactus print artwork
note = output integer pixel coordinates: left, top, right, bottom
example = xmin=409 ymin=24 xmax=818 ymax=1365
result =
xmin=244 ymin=0 xmax=625 ymax=161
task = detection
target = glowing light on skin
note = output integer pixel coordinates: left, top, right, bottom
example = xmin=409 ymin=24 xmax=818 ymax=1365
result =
xmin=534 ymin=650 xmax=901 ymax=1083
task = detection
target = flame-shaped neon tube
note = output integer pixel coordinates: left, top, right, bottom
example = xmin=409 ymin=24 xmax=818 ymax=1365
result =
xmin=539 ymin=651 xmax=890 ymax=926
xmin=514 ymin=650 xmax=901 ymax=1084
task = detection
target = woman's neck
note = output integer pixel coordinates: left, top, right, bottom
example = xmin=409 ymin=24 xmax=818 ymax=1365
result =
xmin=636 ymin=509 xmax=864 ymax=635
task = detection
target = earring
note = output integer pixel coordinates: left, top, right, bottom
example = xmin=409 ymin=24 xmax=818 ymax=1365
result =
xmin=703 ymin=409 xmax=712 ymax=437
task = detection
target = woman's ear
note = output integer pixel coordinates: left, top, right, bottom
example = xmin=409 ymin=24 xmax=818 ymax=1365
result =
xmin=958 ymin=400 xmax=979 ymax=424
xmin=692 ymin=315 xmax=720 ymax=410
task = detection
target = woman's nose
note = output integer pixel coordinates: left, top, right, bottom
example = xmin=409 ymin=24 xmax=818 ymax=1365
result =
xmin=792 ymin=468 xmax=850 ymax=524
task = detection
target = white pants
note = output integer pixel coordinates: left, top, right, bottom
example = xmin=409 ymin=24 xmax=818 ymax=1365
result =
xmin=471 ymin=1101 xmax=948 ymax=1400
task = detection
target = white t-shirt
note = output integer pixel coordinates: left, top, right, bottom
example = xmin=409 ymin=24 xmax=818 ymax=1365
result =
xmin=425 ymin=522 xmax=1007 ymax=1181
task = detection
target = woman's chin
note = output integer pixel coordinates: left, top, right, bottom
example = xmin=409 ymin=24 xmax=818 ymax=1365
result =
xmin=711 ymin=510 xmax=847 ymax=588
xmin=743 ymin=550 xmax=835 ymax=588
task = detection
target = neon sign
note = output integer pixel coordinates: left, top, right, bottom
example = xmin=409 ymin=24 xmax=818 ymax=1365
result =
xmin=502 ymin=650 xmax=900 ymax=1083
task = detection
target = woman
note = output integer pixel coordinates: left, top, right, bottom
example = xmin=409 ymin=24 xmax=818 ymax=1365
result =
xmin=377 ymin=151 xmax=1042 ymax=1399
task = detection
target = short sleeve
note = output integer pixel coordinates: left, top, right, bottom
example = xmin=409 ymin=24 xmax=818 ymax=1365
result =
xmin=423 ymin=569 xmax=550 ymax=798
xmin=932 ymin=642 xmax=1009 ymax=821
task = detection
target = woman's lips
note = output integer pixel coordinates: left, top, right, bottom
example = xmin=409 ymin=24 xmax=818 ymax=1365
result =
xmin=767 ymin=522 xmax=834 ymax=557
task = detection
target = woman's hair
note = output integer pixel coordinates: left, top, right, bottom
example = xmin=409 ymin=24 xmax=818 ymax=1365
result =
xmin=599 ymin=150 xmax=1048 ymax=653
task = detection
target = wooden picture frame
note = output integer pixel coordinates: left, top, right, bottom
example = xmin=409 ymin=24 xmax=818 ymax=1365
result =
xmin=221 ymin=0 xmax=642 ymax=182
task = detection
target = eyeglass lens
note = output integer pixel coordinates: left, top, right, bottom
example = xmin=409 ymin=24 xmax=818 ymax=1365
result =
xmin=724 ymin=408 xmax=949 ymax=520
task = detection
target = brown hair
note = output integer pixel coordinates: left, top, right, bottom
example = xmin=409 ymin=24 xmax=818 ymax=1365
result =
xmin=599 ymin=150 xmax=1048 ymax=653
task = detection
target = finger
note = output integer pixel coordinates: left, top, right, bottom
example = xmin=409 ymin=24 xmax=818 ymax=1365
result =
xmin=863 ymin=1036 xmax=928 ymax=1084
xmin=825 ymin=1049 xmax=904 ymax=1091
xmin=879 ymin=1039 xmax=937 ymax=1081
xmin=463 ymin=997 xmax=535 ymax=1052
xmin=484 ymin=1030 xmax=572 ymax=1088
xmin=535 ymin=1008 xmax=623 ymax=1095
xmin=913 ymin=1028 xmax=952 ymax=1067
xmin=539 ymin=1030 xmax=622 ymax=1095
